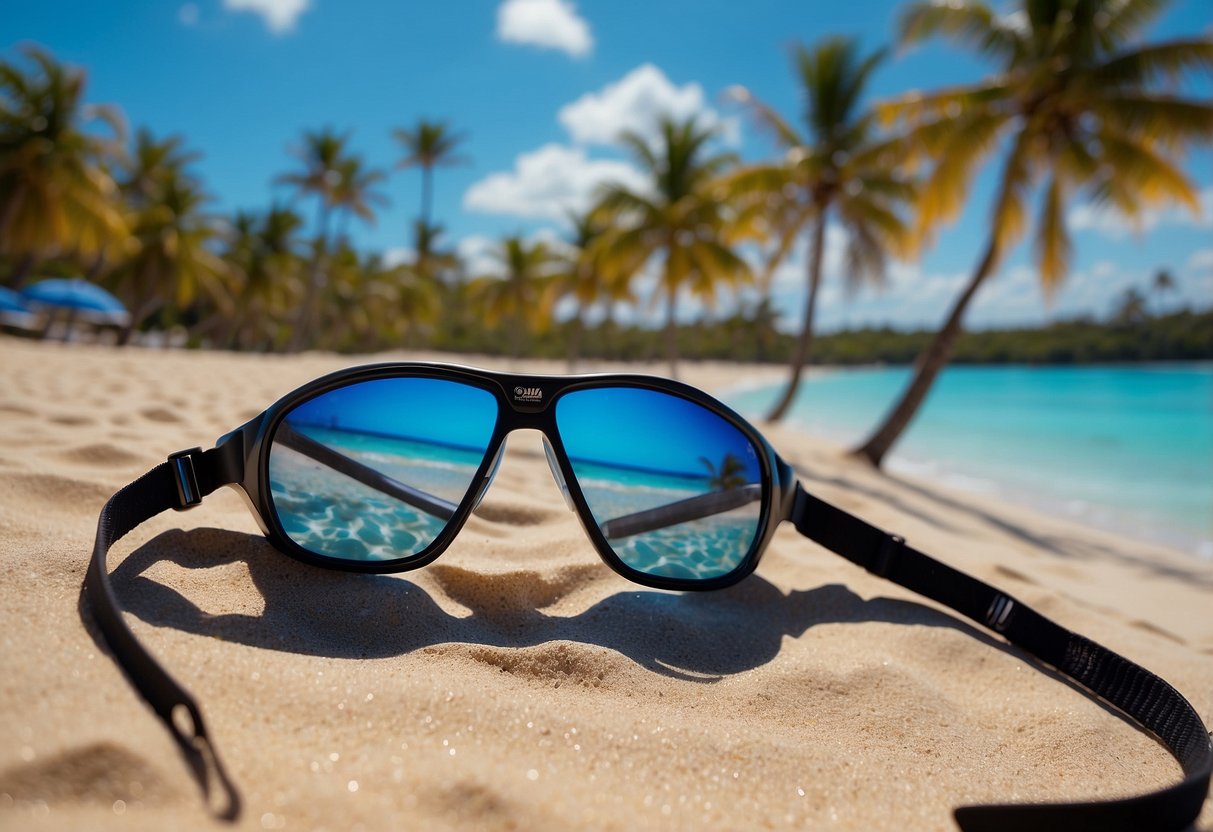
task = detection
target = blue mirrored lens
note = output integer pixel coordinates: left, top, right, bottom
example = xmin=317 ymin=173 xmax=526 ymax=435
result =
xmin=556 ymin=387 xmax=764 ymax=581
xmin=268 ymin=377 xmax=497 ymax=562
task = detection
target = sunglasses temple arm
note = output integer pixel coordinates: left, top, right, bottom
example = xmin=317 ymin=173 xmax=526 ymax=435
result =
xmin=600 ymin=483 xmax=764 ymax=540
xmin=82 ymin=446 xmax=243 ymax=821
xmin=788 ymin=483 xmax=1212 ymax=831
xmin=273 ymin=423 xmax=457 ymax=521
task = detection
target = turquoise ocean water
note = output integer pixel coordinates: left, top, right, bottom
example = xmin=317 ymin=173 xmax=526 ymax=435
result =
xmin=726 ymin=364 xmax=1213 ymax=558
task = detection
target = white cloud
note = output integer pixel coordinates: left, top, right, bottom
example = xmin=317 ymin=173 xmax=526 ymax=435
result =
xmin=463 ymin=143 xmax=647 ymax=221
xmin=222 ymin=0 xmax=310 ymax=34
xmin=496 ymin=0 xmax=593 ymax=58
xmin=456 ymin=235 xmax=502 ymax=278
xmin=178 ymin=3 xmax=200 ymax=26
xmin=382 ymin=247 xmax=414 ymax=269
xmin=1068 ymin=186 xmax=1213 ymax=238
xmin=1185 ymin=248 xmax=1213 ymax=274
xmin=558 ymin=64 xmax=740 ymax=147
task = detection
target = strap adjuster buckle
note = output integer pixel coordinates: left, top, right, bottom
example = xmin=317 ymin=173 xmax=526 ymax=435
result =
xmin=168 ymin=448 xmax=203 ymax=510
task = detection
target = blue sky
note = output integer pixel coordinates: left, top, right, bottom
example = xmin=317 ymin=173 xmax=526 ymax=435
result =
xmin=5 ymin=0 xmax=1211 ymax=332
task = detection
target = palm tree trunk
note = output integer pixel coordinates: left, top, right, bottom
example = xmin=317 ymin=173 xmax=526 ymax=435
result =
xmin=602 ymin=302 xmax=616 ymax=361
xmin=567 ymin=295 xmax=585 ymax=372
xmin=766 ymin=210 xmax=827 ymax=422
xmin=117 ymin=258 xmax=156 ymax=346
xmin=849 ymin=234 xmax=1000 ymax=468
xmin=289 ymin=203 xmax=331 ymax=352
xmin=664 ymin=281 xmax=679 ymax=378
xmin=421 ymin=166 xmax=433 ymax=228
xmin=9 ymin=253 xmax=36 ymax=288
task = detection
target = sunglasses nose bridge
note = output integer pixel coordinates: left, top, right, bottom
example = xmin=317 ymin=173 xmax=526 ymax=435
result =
xmin=542 ymin=436 xmax=576 ymax=512
xmin=471 ymin=438 xmax=507 ymax=510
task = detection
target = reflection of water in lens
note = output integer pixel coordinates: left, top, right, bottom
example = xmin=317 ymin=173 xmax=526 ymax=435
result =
xmin=556 ymin=386 xmax=766 ymax=581
xmin=268 ymin=428 xmax=483 ymax=562
xmin=611 ymin=511 xmax=760 ymax=580
xmin=574 ymin=460 xmax=759 ymax=580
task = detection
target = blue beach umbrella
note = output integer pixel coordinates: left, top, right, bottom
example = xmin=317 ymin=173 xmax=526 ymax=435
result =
xmin=0 ymin=286 xmax=40 ymax=330
xmin=0 ymin=286 xmax=31 ymax=314
xmin=21 ymin=278 xmax=130 ymax=326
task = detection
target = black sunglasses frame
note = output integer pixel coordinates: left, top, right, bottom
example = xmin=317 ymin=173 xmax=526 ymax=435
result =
xmin=83 ymin=361 xmax=1212 ymax=831
xmin=226 ymin=362 xmax=798 ymax=591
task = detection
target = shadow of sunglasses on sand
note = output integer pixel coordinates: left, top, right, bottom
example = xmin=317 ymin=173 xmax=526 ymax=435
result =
xmin=92 ymin=526 xmax=1043 ymax=683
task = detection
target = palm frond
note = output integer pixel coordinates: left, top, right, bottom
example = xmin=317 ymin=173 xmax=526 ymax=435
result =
xmin=726 ymin=85 xmax=803 ymax=150
xmin=752 ymin=202 xmax=816 ymax=290
xmin=1034 ymin=174 xmax=1069 ymax=292
xmin=876 ymin=79 xmax=1014 ymax=126
xmin=796 ymin=37 xmax=886 ymax=141
xmin=841 ymin=195 xmax=915 ymax=260
xmin=1098 ymin=0 xmax=1171 ymax=46
xmin=915 ymin=110 xmax=1010 ymax=236
xmin=593 ymin=186 xmax=660 ymax=222
xmin=1092 ymin=39 xmax=1213 ymax=87
xmin=843 ymin=221 xmax=888 ymax=293
xmin=898 ymin=0 xmax=1023 ymax=60
xmin=1094 ymin=94 xmax=1213 ymax=147
xmin=989 ymin=126 xmax=1033 ymax=254
xmin=1095 ymin=129 xmax=1202 ymax=214
xmin=718 ymin=162 xmax=795 ymax=199
xmin=617 ymin=128 xmax=659 ymax=171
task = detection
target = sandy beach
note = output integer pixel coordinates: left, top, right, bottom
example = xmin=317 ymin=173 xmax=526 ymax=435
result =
xmin=1 ymin=335 xmax=1210 ymax=831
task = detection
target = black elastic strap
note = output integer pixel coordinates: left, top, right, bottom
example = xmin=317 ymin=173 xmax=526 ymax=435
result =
xmin=83 ymin=448 xmax=242 ymax=820
xmin=792 ymin=484 xmax=1212 ymax=832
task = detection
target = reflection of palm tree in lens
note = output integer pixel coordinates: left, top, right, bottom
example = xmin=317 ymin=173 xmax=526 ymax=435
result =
xmin=699 ymin=453 xmax=747 ymax=491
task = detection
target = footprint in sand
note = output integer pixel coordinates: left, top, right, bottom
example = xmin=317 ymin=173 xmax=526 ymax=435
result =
xmin=57 ymin=443 xmax=141 ymax=467
xmin=471 ymin=501 xmax=559 ymax=526
xmin=47 ymin=414 xmax=94 ymax=427
xmin=1129 ymin=619 xmax=1187 ymax=645
xmin=0 ymin=742 xmax=178 ymax=807
xmin=993 ymin=564 xmax=1038 ymax=585
xmin=139 ymin=406 xmax=182 ymax=424
xmin=450 ymin=642 xmax=616 ymax=689
xmin=0 ymin=403 xmax=36 ymax=418
xmin=428 ymin=562 xmax=603 ymax=612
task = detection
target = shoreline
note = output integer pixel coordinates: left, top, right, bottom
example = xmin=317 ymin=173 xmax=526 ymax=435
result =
xmin=2 ymin=336 xmax=1211 ymax=831
xmin=721 ymin=363 xmax=1212 ymax=561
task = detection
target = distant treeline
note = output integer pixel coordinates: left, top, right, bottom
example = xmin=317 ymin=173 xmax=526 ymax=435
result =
xmin=432 ymin=307 xmax=1213 ymax=366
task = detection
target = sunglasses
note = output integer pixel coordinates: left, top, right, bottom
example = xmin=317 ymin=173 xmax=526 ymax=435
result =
xmin=85 ymin=362 xmax=1210 ymax=830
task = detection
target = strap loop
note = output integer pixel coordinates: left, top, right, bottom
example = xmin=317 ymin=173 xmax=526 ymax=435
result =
xmin=168 ymin=448 xmax=204 ymax=510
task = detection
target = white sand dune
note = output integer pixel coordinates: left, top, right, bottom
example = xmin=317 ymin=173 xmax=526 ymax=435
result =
xmin=1 ymin=336 xmax=1209 ymax=830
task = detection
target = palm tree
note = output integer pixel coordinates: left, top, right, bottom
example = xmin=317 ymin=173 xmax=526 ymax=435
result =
xmin=727 ymin=38 xmax=916 ymax=422
xmin=851 ymin=0 xmax=1213 ymax=468
xmin=700 ymin=452 xmax=748 ymax=491
xmin=470 ymin=235 xmax=560 ymax=359
xmin=392 ymin=119 xmax=468 ymax=228
xmin=0 ymin=45 xmax=127 ymax=284
xmin=117 ymin=150 xmax=226 ymax=340
xmin=276 ymin=128 xmax=361 ymax=350
xmin=410 ymin=218 xmax=460 ymax=281
xmin=1114 ymin=286 xmax=1149 ymax=325
xmin=542 ymin=209 xmax=620 ymax=370
xmin=222 ymin=204 xmax=303 ymax=350
xmin=595 ymin=116 xmax=751 ymax=376
xmin=1152 ymin=268 xmax=1176 ymax=315
xmin=329 ymin=155 xmax=389 ymax=246
xmin=124 ymin=128 xmax=200 ymax=204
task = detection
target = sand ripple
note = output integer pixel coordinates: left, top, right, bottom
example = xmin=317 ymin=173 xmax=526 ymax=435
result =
xmin=0 ymin=742 xmax=177 ymax=806
xmin=428 ymin=563 xmax=603 ymax=612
